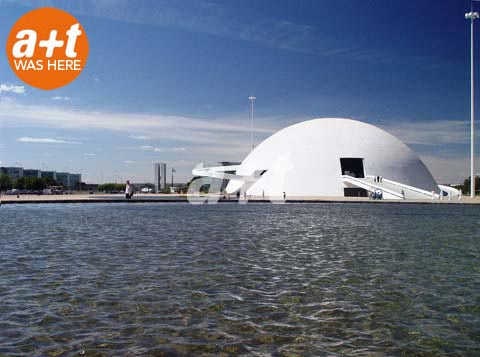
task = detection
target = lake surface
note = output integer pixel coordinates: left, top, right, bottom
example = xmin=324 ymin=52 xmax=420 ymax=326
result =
xmin=0 ymin=202 xmax=479 ymax=356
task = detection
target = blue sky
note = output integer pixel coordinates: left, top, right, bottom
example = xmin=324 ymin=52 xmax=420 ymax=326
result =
xmin=0 ymin=0 xmax=477 ymax=183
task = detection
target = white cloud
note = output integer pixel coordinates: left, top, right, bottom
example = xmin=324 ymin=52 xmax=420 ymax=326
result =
xmin=0 ymin=100 xmax=276 ymax=160
xmin=83 ymin=153 xmax=96 ymax=157
xmin=0 ymin=101 xmax=275 ymax=136
xmin=420 ymin=154 xmax=480 ymax=185
xmin=0 ymin=84 xmax=25 ymax=94
xmin=51 ymin=96 xmax=71 ymax=101
xmin=380 ymin=119 xmax=469 ymax=146
xmin=124 ymin=160 xmax=134 ymax=164
xmin=3 ymin=97 xmax=474 ymax=183
xmin=17 ymin=137 xmax=81 ymax=144
xmin=373 ymin=118 xmax=478 ymax=184
xmin=129 ymin=135 xmax=151 ymax=140
xmin=138 ymin=145 xmax=186 ymax=152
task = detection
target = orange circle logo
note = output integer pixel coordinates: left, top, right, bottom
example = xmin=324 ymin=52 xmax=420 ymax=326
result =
xmin=6 ymin=7 xmax=89 ymax=90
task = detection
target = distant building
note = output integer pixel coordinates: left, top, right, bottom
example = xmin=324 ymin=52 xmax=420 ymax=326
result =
xmin=69 ymin=174 xmax=82 ymax=190
xmin=41 ymin=171 xmax=57 ymax=181
xmin=23 ymin=169 xmax=42 ymax=178
xmin=85 ymin=183 xmax=98 ymax=192
xmin=56 ymin=172 xmax=70 ymax=188
xmin=0 ymin=166 xmax=82 ymax=189
xmin=0 ymin=167 xmax=24 ymax=180
xmin=154 ymin=163 xmax=167 ymax=192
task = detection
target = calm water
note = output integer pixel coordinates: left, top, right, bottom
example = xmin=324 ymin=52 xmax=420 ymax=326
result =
xmin=0 ymin=203 xmax=479 ymax=356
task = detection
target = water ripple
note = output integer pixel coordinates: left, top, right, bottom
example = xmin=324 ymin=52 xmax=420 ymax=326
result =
xmin=0 ymin=203 xmax=479 ymax=355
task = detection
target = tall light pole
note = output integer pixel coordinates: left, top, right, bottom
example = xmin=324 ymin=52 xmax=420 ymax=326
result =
xmin=249 ymin=96 xmax=256 ymax=150
xmin=113 ymin=174 xmax=122 ymax=184
xmin=466 ymin=10 xmax=479 ymax=198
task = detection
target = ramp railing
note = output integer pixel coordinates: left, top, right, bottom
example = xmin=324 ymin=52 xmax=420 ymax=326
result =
xmin=365 ymin=175 xmax=439 ymax=199
xmin=341 ymin=175 xmax=404 ymax=199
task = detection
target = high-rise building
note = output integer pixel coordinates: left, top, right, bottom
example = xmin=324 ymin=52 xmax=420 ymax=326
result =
xmin=69 ymin=174 xmax=82 ymax=190
xmin=154 ymin=163 xmax=167 ymax=193
xmin=23 ymin=169 xmax=42 ymax=178
xmin=0 ymin=166 xmax=82 ymax=189
xmin=0 ymin=167 xmax=24 ymax=180
xmin=41 ymin=171 xmax=57 ymax=181
xmin=56 ymin=172 xmax=70 ymax=188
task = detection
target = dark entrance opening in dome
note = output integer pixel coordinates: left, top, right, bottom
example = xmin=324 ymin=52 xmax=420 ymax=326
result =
xmin=341 ymin=158 xmax=367 ymax=197
xmin=340 ymin=158 xmax=365 ymax=178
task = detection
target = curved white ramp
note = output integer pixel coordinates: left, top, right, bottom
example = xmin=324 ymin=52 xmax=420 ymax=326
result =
xmin=342 ymin=175 xmax=440 ymax=200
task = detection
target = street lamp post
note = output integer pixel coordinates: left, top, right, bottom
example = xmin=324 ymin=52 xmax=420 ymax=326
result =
xmin=466 ymin=10 xmax=479 ymax=198
xmin=113 ymin=174 xmax=122 ymax=185
xmin=249 ymin=96 xmax=256 ymax=150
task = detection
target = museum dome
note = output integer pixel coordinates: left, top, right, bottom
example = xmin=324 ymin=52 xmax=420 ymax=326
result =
xmin=226 ymin=118 xmax=438 ymax=197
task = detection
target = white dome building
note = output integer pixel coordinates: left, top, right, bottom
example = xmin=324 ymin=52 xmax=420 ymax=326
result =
xmin=222 ymin=118 xmax=441 ymax=199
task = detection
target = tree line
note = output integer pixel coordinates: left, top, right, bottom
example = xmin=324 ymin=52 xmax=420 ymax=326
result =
xmin=460 ymin=176 xmax=480 ymax=195
xmin=0 ymin=174 xmax=57 ymax=191
xmin=98 ymin=183 xmax=125 ymax=192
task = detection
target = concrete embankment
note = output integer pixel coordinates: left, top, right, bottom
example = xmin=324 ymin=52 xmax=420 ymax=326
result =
xmin=0 ymin=194 xmax=478 ymax=205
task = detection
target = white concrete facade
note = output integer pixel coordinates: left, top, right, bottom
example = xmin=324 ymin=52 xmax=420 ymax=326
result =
xmin=225 ymin=118 xmax=439 ymax=197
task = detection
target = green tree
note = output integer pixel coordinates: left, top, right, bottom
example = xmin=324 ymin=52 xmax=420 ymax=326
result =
xmin=26 ymin=177 xmax=45 ymax=190
xmin=0 ymin=174 xmax=13 ymax=191
xmin=462 ymin=176 xmax=480 ymax=195
xmin=42 ymin=177 xmax=57 ymax=187
xmin=14 ymin=177 xmax=27 ymax=190
xmin=98 ymin=183 xmax=125 ymax=192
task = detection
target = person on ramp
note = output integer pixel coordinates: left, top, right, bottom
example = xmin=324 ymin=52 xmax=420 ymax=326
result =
xmin=125 ymin=180 xmax=134 ymax=200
